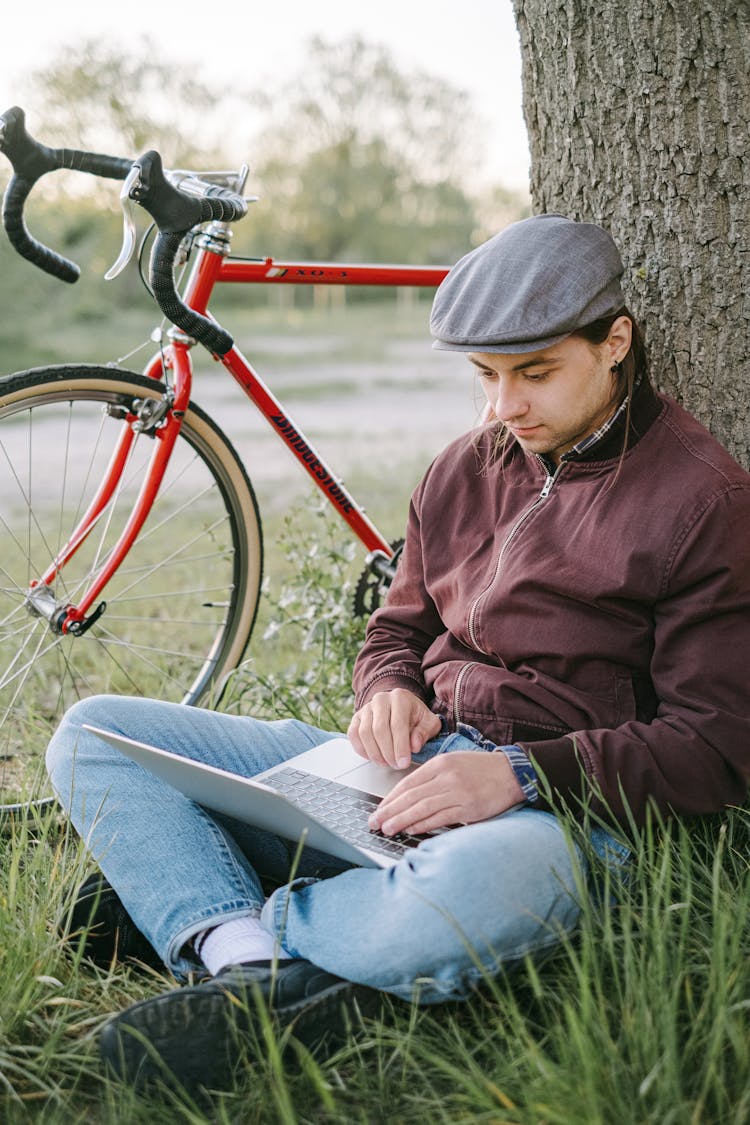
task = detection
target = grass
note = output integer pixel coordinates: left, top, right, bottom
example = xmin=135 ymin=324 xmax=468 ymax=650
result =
xmin=2 ymin=302 xmax=749 ymax=1121
xmin=1 ymin=785 xmax=749 ymax=1121
xmin=1 ymin=509 xmax=749 ymax=1122
xmin=1 ymin=287 xmax=438 ymax=378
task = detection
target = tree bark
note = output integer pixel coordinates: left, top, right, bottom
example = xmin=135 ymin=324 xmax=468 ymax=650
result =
xmin=512 ymin=0 xmax=750 ymax=467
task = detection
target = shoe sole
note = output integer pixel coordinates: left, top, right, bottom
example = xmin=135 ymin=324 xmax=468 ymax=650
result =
xmin=100 ymin=975 xmax=375 ymax=1092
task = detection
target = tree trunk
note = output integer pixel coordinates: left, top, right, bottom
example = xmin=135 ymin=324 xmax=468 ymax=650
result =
xmin=512 ymin=0 xmax=750 ymax=467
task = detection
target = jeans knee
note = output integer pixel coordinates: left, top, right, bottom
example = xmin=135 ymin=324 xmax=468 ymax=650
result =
xmin=45 ymin=694 xmax=119 ymax=779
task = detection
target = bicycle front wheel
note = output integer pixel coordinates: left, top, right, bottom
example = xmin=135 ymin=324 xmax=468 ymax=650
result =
xmin=0 ymin=365 xmax=263 ymax=806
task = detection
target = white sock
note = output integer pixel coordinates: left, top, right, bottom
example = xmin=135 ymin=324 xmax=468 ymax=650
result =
xmin=195 ymin=916 xmax=293 ymax=976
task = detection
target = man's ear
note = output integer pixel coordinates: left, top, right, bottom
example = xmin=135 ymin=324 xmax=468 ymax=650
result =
xmin=608 ymin=315 xmax=633 ymax=364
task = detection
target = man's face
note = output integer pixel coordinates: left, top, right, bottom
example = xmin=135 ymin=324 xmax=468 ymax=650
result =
xmin=469 ymin=324 xmax=629 ymax=465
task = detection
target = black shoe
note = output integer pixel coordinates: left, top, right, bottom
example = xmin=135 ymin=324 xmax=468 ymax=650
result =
xmin=66 ymin=872 xmax=162 ymax=969
xmin=99 ymin=959 xmax=377 ymax=1092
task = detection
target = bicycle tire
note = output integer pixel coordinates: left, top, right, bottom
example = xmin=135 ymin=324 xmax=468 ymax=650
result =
xmin=0 ymin=364 xmax=263 ymax=807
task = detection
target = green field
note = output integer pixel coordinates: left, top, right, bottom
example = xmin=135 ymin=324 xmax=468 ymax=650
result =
xmin=2 ymin=299 xmax=749 ymax=1122
xmin=1 ymin=523 xmax=749 ymax=1123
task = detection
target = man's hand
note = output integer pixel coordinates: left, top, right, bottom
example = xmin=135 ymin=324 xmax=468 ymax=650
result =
xmin=347 ymin=689 xmax=442 ymax=769
xmin=368 ymin=750 xmax=525 ymax=836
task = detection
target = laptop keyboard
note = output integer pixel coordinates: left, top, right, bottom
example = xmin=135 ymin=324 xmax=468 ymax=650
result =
xmin=261 ymin=766 xmax=427 ymax=859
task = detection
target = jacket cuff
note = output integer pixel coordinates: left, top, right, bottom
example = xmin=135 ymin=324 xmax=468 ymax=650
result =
xmin=518 ymin=735 xmax=589 ymax=814
xmin=354 ymin=672 xmax=429 ymax=711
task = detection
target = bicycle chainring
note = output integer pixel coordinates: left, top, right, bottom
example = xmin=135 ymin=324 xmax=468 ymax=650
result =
xmin=353 ymin=539 xmax=404 ymax=618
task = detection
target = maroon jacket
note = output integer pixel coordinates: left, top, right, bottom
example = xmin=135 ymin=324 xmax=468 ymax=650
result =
xmin=353 ymin=381 xmax=750 ymax=828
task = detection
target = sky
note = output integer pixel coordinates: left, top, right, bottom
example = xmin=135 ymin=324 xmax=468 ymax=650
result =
xmin=0 ymin=0 xmax=530 ymax=191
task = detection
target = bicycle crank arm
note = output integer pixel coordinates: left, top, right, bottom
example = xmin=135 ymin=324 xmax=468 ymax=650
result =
xmin=366 ymin=549 xmax=399 ymax=583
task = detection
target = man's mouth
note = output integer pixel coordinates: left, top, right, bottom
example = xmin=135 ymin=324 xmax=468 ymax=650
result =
xmin=508 ymin=424 xmax=542 ymax=437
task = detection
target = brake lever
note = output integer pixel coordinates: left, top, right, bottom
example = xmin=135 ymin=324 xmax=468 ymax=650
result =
xmin=104 ymin=164 xmax=140 ymax=280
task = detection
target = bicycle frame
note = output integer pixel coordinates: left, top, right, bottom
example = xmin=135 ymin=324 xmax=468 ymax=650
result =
xmin=35 ymin=225 xmax=449 ymax=633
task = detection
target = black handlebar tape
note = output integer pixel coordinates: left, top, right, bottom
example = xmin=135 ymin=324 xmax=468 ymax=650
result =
xmin=0 ymin=106 xmax=131 ymax=181
xmin=2 ymin=174 xmax=80 ymax=282
xmin=0 ymin=105 xmax=132 ymax=281
xmin=150 ymin=231 xmax=234 ymax=355
xmin=0 ymin=109 xmax=245 ymax=347
xmin=131 ymin=151 xmax=247 ymax=231
xmin=133 ymin=151 xmax=246 ymax=354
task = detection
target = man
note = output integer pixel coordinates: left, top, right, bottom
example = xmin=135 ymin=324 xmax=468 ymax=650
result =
xmin=47 ymin=215 xmax=750 ymax=1092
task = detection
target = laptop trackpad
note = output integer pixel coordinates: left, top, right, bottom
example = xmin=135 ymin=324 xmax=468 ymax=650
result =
xmin=337 ymin=757 xmax=419 ymax=798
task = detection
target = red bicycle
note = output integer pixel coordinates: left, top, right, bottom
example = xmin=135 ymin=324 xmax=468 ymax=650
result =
xmin=0 ymin=107 xmax=449 ymax=806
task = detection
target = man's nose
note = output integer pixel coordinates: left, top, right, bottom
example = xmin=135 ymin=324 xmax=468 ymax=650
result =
xmin=493 ymin=377 xmax=528 ymax=422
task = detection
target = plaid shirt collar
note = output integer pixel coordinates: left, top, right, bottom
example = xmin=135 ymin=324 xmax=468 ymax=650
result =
xmin=559 ymin=374 xmax=640 ymax=463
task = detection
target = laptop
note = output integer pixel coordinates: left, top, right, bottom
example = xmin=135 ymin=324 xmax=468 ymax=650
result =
xmin=83 ymin=724 xmax=442 ymax=869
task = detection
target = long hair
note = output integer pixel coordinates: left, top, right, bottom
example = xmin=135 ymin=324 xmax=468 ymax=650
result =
xmin=572 ymin=307 xmax=650 ymax=466
xmin=482 ymin=307 xmax=650 ymax=465
xmin=572 ymin=306 xmax=650 ymax=404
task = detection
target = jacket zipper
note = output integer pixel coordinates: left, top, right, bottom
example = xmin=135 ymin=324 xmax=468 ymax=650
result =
xmin=453 ymin=461 xmax=565 ymax=726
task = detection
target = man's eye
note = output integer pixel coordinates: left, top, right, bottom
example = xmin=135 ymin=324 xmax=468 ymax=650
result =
xmin=478 ymin=369 xmax=498 ymax=381
xmin=524 ymin=372 xmax=549 ymax=382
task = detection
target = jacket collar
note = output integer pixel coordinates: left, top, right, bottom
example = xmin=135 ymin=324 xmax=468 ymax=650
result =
xmin=559 ymin=376 xmax=662 ymax=465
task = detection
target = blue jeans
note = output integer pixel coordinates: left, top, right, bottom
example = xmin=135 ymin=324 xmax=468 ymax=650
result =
xmin=46 ymin=695 xmax=629 ymax=1004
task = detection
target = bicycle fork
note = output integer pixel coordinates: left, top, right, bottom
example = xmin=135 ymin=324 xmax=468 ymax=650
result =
xmin=25 ymin=346 xmax=192 ymax=636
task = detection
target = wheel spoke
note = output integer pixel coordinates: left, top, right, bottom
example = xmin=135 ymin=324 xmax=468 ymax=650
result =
xmin=0 ymin=369 xmax=261 ymax=804
xmin=111 ymin=584 xmax=236 ymax=602
xmin=109 ymin=515 xmax=232 ymax=602
xmin=92 ymin=623 xmax=215 ymax=689
xmin=113 ymin=549 xmax=236 ymax=578
xmin=0 ymin=622 xmax=59 ymax=716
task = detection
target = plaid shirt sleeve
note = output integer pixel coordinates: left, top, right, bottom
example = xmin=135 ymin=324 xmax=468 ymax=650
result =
xmin=453 ymin=721 xmax=539 ymax=804
xmin=500 ymin=744 xmax=540 ymax=804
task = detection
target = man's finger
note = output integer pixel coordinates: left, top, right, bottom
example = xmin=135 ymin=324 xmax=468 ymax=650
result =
xmin=369 ymin=701 xmax=399 ymax=767
xmin=375 ymin=791 xmax=462 ymax=836
xmin=346 ymin=713 xmax=367 ymax=759
xmin=410 ymin=709 xmax=442 ymax=754
xmin=349 ymin=706 xmax=388 ymax=766
xmin=389 ymin=692 xmax=422 ymax=768
xmin=369 ymin=767 xmax=441 ymax=829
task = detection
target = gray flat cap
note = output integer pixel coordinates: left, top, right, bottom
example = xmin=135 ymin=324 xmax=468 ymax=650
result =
xmin=431 ymin=214 xmax=625 ymax=354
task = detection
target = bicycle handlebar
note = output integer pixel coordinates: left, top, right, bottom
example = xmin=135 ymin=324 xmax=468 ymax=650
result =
xmin=0 ymin=105 xmax=132 ymax=283
xmin=133 ymin=150 xmax=246 ymax=354
xmin=0 ymin=106 xmax=248 ymax=355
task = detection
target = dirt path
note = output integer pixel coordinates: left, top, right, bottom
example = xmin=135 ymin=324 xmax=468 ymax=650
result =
xmin=191 ymin=333 xmax=481 ymax=515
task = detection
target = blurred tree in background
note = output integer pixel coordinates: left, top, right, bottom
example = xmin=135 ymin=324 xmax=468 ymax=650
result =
xmin=0 ymin=35 xmax=528 ymax=370
xmin=19 ymin=37 xmax=227 ymax=166
xmin=249 ymin=36 xmax=482 ymax=262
